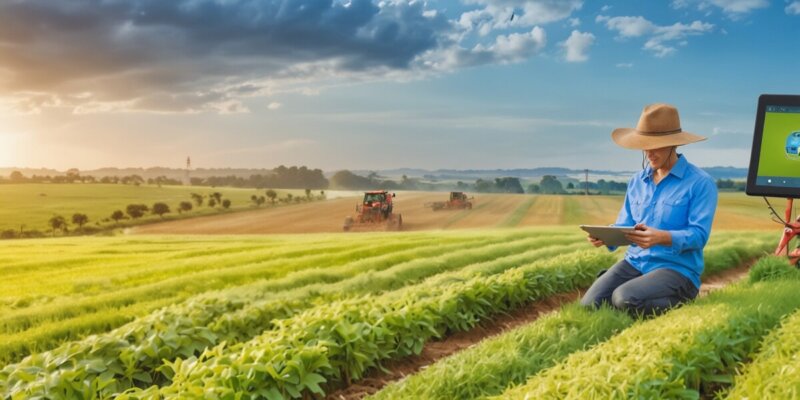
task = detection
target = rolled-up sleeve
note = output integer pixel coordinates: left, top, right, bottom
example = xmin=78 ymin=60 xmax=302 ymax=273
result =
xmin=670 ymin=177 xmax=718 ymax=255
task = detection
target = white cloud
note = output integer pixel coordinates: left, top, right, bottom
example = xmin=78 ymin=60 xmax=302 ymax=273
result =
xmin=672 ymin=0 xmax=768 ymax=17
xmin=267 ymin=102 xmax=282 ymax=110
xmin=597 ymin=15 xmax=713 ymax=57
xmin=561 ymin=30 xmax=595 ymax=62
xmin=458 ymin=0 xmax=582 ymax=35
xmin=568 ymin=17 xmax=581 ymax=27
xmin=787 ymin=1 xmax=800 ymax=14
xmin=601 ymin=4 xmax=612 ymax=11
xmin=616 ymin=62 xmax=633 ymax=68
xmin=424 ymin=27 xmax=547 ymax=69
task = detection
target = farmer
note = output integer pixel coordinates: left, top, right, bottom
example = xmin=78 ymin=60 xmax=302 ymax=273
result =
xmin=581 ymin=103 xmax=718 ymax=316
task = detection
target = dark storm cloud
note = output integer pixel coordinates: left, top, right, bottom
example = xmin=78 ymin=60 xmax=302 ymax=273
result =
xmin=0 ymin=0 xmax=452 ymax=112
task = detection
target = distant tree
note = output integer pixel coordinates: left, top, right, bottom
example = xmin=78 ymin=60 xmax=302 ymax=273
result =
xmin=190 ymin=193 xmax=204 ymax=207
xmin=211 ymin=192 xmax=223 ymax=205
xmin=305 ymin=189 xmax=312 ymax=199
xmin=48 ymin=215 xmax=67 ymax=237
xmin=126 ymin=204 xmax=149 ymax=219
xmin=266 ymin=189 xmax=278 ymax=204
xmin=71 ymin=213 xmax=89 ymax=230
xmin=319 ymin=190 xmax=326 ymax=200
xmin=9 ymin=171 xmax=24 ymax=182
xmin=527 ymin=184 xmax=541 ymax=194
xmin=152 ymin=202 xmax=170 ymax=218
xmin=222 ymin=199 xmax=231 ymax=209
xmin=286 ymin=194 xmax=293 ymax=202
xmin=567 ymin=182 xmax=575 ymax=190
xmin=111 ymin=210 xmax=125 ymax=224
xmin=539 ymin=175 xmax=565 ymax=194
xmin=475 ymin=179 xmax=493 ymax=193
xmin=494 ymin=177 xmax=524 ymax=194
xmin=208 ymin=198 xmax=217 ymax=208
xmin=178 ymin=201 xmax=193 ymax=213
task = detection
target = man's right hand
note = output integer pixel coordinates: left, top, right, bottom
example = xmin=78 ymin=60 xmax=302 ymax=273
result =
xmin=587 ymin=236 xmax=605 ymax=247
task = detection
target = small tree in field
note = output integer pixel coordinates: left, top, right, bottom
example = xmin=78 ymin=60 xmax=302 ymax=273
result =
xmin=222 ymin=199 xmax=231 ymax=209
xmin=71 ymin=213 xmax=89 ymax=230
xmin=48 ymin=215 xmax=67 ymax=237
xmin=178 ymin=201 xmax=193 ymax=213
xmin=152 ymin=202 xmax=170 ymax=218
xmin=111 ymin=210 xmax=125 ymax=224
xmin=305 ymin=189 xmax=312 ymax=199
xmin=126 ymin=204 xmax=149 ymax=219
xmin=208 ymin=198 xmax=217 ymax=208
xmin=266 ymin=189 xmax=277 ymax=205
xmin=190 ymin=193 xmax=204 ymax=207
xmin=211 ymin=192 xmax=222 ymax=205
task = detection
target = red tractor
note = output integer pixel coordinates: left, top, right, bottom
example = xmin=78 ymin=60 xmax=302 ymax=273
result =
xmin=343 ymin=190 xmax=403 ymax=231
xmin=426 ymin=191 xmax=474 ymax=211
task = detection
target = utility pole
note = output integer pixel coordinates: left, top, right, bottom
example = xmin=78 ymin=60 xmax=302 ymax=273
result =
xmin=184 ymin=156 xmax=191 ymax=186
xmin=584 ymin=169 xmax=589 ymax=196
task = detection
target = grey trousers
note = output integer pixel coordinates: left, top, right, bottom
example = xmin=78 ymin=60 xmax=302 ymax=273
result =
xmin=580 ymin=259 xmax=699 ymax=316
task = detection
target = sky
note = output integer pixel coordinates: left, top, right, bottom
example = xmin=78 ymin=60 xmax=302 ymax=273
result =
xmin=0 ymin=0 xmax=799 ymax=172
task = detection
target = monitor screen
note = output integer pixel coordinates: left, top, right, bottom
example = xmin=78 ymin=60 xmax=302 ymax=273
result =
xmin=747 ymin=95 xmax=800 ymax=198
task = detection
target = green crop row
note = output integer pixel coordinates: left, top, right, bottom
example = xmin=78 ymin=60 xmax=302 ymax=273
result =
xmin=117 ymin=249 xmax=617 ymax=399
xmin=0 ymin=233 xmax=491 ymax=364
xmin=0 ymin=233 xmax=580 ymax=398
xmin=367 ymin=235 xmax=773 ymax=400
xmin=724 ymin=257 xmax=800 ymax=399
xmin=369 ymin=304 xmax=633 ymax=400
xmin=499 ymin=258 xmax=800 ymax=399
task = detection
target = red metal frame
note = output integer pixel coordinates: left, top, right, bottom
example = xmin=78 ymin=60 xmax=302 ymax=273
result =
xmin=774 ymin=198 xmax=800 ymax=266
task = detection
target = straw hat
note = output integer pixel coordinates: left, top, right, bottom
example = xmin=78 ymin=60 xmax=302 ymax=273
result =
xmin=612 ymin=103 xmax=706 ymax=150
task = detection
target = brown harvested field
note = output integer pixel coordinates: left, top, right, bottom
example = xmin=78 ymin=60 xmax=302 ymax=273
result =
xmin=132 ymin=191 xmax=778 ymax=234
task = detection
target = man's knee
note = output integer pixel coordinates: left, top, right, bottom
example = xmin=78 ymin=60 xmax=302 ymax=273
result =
xmin=610 ymin=286 xmax=639 ymax=310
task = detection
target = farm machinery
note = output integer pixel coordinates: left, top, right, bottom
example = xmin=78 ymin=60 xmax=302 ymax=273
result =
xmin=343 ymin=190 xmax=403 ymax=231
xmin=426 ymin=192 xmax=474 ymax=211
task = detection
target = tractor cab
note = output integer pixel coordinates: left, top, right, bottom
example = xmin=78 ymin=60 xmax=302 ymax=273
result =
xmin=450 ymin=192 xmax=467 ymax=201
xmin=344 ymin=190 xmax=402 ymax=231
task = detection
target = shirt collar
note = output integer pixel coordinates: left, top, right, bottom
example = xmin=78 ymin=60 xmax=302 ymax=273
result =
xmin=642 ymin=153 xmax=688 ymax=182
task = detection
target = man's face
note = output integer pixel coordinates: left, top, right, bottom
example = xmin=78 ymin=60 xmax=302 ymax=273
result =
xmin=644 ymin=146 xmax=675 ymax=170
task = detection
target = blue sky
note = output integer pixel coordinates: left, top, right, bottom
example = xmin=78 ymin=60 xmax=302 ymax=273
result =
xmin=0 ymin=0 xmax=799 ymax=171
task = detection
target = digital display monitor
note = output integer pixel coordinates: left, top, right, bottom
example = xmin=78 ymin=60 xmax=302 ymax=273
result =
xmin=746 ymin=94 xmax=800 ymax=198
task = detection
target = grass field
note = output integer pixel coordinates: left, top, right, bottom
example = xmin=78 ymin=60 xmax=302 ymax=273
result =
xmin=0 ymin=228 xmax=784 ymax=399
xmin=1 ymin=184 xmax=797 ymax=399
xmin=0 ymin=184 xmax=308 ymax=233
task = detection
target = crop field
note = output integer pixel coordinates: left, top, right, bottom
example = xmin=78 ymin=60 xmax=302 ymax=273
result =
xmin=0 ymin=227 xmax=787 ymax=399
xmin=0 ymin=184 xmax=308 ymax=233
xmin=133 ymin=191 xmax=781 ymax=234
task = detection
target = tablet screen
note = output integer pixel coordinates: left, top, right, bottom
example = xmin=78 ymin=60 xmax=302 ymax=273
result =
xmin=746 ymin=95 xmax=800 ymax=198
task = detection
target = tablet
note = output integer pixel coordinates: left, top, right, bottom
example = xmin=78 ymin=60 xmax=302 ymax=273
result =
xmin=746 ymin=94 xmax=800 ymax=198
xmin=579 ymin=225 xmax=636 ymax=247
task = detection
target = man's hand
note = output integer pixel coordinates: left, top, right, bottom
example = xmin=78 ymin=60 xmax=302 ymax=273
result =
xmin=587 ymin=236 xmax=606 ymax=248
xmin=624 ymin=223 xmax=672 ymax=249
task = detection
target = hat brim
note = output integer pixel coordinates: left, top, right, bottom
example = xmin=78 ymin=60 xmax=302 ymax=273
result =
xmin=611 ymin=128 xmax=707 ymax=150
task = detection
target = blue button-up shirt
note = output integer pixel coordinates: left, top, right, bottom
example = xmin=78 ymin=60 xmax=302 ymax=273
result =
xmin=613 ymin=154 xmax=718 ymax=288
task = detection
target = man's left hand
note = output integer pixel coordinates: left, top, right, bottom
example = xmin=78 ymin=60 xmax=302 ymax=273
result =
xmin=624 ymin=223 xmax=672 ymax=249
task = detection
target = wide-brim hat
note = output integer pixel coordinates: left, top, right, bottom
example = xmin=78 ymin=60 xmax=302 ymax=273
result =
xmin=612 ymin=103 xmax=707 ymax=150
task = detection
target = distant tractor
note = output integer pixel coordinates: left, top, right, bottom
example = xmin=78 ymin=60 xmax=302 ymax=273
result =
xmin=426 ymin=192 xmax=474 ymax=211
xmin=343 ymin=190 xmax=403 ymax=231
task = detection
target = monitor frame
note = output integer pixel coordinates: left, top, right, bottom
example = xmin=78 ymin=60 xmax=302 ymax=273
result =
xmin=746 ymin=94 xmax=800 ymax=199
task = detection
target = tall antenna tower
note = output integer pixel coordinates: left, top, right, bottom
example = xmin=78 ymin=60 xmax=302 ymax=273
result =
xmin=584 ymin=169 xmax=589 ymax=196
xmin=184 ymin=156 xmax=191 ymax=186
